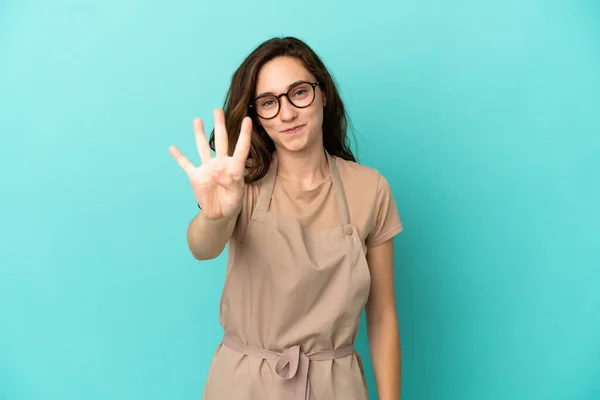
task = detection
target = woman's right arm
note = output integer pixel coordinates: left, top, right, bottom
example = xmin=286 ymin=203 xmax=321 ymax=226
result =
xmin=186 ymin=211 xmax=238 ymax=260
xmin=169 ymin=108 xmax=252 ymax=261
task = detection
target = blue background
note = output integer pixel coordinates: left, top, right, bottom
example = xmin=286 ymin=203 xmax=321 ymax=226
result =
xmin=1 ymin=0 xmax=599 ymax=399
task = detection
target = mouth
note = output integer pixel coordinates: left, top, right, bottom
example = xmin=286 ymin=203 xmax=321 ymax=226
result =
xmin=282 ymin=124 xmax=305 ymax=134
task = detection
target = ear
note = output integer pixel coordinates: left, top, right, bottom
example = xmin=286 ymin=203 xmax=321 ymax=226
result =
xmin=322 ymin=92 xmax=327 ymax=107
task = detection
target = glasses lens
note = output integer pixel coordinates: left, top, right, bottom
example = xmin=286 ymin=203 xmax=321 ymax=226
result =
xmin=255 ymin=95 xmax=278 ymax=119
xmin=288 ymin=83 xmax=314 ymax=107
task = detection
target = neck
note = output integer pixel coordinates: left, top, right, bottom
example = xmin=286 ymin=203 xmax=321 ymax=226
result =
xmin=275 ymin=144 xmax=329 ymax=190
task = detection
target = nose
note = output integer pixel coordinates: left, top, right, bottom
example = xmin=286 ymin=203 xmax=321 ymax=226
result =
xmin=278 ymin=96 xmax=297 ymax=122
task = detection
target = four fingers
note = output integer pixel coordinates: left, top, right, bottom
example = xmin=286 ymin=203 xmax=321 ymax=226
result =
xmin=171 ymin=110 xmax=253 ymax=181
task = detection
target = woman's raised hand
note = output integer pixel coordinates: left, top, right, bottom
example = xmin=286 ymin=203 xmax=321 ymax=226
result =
xmin=169 ymin=108 xmax=252 ymax=220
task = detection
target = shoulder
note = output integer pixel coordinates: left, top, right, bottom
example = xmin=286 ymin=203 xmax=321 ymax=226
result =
xmin=333 ymin=156 xmax=391 ymax=198
xmin=334 ymin=155 xmax=379 ymax=179
xmin=333 ymin=155 xmax=402 ymax=246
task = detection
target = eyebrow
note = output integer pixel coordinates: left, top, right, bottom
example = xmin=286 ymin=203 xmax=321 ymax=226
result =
xmin=255 ymin=80 xmax=305 ymax=98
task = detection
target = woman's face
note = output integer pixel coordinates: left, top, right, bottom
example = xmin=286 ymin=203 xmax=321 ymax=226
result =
xmin=253 ymin=56 xmax=326 ymax=154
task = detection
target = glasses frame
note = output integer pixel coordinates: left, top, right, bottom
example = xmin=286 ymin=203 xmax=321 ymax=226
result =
xmin=249 ymin=81 xmax=321 ymax=120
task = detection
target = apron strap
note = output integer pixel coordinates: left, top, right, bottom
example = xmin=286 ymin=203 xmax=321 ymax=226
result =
xmin=254 ymin=153 xmax=278 ymax=213
xmin=326 ymin=151 xmax=351 ymax=226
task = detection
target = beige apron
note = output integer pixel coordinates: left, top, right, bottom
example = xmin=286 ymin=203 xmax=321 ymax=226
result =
xmin=202 ymin=151 xmax=372 ymax=400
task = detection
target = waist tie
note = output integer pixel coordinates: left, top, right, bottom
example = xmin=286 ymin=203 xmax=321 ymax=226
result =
xmin=222 ymin=335 xmax=355 ymax=400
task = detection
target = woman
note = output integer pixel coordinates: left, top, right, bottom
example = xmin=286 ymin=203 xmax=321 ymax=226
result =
xmin=169 ymin=36 xmax=403 ymax=400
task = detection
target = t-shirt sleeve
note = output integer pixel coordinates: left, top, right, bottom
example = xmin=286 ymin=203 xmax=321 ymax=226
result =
xmin=365 ymin=173 xmax=403 ymax=248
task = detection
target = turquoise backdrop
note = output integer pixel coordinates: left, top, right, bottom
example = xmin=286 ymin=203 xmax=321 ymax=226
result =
xmin=1 ymin=0 xmax=599 ymax=399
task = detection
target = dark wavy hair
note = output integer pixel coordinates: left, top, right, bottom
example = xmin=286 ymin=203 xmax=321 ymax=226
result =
xmin=209 ymin=36 xmax=357 ymax=183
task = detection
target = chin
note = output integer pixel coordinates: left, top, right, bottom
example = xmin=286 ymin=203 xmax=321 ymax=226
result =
xmin=272 ymin=139 xmax=305 ymax=153
xmin=282 ymin=143 xmax=309 ymax=153
xmin=276 ymin=136 xmax=320 ymax=154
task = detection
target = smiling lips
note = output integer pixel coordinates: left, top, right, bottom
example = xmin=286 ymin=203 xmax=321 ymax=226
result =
xmin=282 ymin=124 xmax=305 ymax=134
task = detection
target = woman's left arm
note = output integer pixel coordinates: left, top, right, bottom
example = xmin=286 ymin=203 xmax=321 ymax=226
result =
xmin=366 ymin=238 xmax=401 ymax=400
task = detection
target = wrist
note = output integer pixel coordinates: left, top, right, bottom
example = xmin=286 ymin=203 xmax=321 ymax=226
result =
xmin=198 ymin=210 xmax=237 ymax=227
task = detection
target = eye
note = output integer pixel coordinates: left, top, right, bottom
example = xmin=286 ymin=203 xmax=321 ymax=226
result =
xmin=259 ymin=98 xmax=277 ymax=108
xmin=293 ymin=89 xmax=307 ymax=97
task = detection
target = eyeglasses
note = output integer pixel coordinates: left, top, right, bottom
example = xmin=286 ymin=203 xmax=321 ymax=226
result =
xmin=249 ymin=81 xmax=320 ymax=120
